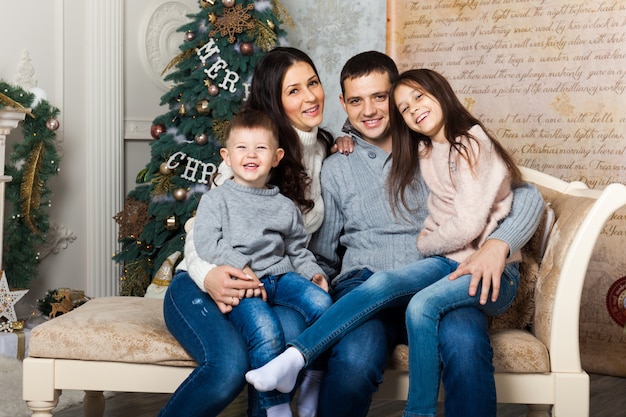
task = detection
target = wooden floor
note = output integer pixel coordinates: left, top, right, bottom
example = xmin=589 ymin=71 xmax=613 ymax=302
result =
xmin=55 ymin=373 xmax=626 ymax=417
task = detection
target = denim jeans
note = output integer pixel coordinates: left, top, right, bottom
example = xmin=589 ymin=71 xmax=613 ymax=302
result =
xmin=159 ymin=272 xmax=326 ymax=417
xmin=402 ymin=260 xmax=519 ymax=417
xmin=229 ymin=272 xmax=332 ymax=411
xmin=158 ymin=272 xmax=249 ymax=417
xmin=317 ymin=269 xmax=405 ymax=417
xmin=289 ymin=258 xmax=517 ymax=417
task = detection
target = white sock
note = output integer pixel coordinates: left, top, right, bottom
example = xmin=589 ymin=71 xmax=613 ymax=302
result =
xmin=245 ymin=347 xmax=305 ymax=393
xmin=266 ymin=402 xmax=292 ymax=417
xmin=296 ymin=369 xmax=324 ymax=417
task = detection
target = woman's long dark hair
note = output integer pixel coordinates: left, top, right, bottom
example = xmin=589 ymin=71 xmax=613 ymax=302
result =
xmin=245 ymin=47 xmax=333 ymax=213
xmin=387 ymin=68 xmax=522 ymax=212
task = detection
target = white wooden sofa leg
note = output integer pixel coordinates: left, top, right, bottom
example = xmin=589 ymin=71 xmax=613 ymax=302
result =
xmin=24 ymin=400 xmax=59 ymax=417
xmin=23 ymin=358 xmax=59 ymax=417
xmin=83 ymin=391 xmax=105 ymax=417
xmin=526 ymin=404 xmax=551 ymax=417
xmin=552 ymin=374 xmax=589 ymax=417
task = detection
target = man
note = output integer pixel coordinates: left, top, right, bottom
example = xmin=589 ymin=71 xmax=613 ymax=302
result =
xmin=307 ymin=51 xmax=543 ymax=417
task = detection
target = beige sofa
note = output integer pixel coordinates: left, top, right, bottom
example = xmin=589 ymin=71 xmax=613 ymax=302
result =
xmin=22 ymin=167 xmax=626 ymax=417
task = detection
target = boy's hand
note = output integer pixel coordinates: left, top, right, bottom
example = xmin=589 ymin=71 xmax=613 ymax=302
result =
xmin=312 ymin=274 xmax=329 ymax=292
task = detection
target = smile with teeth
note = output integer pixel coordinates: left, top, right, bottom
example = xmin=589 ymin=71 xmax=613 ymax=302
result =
xmin=303 ymin=105 xmax=319 ymax=114
xmin=415 ymin=111 xmax=429 ymax=124
xmin=363 ymin=118 xmax=381 ymax=127
xmin=244 ymin=163 xmax=258 ymax=169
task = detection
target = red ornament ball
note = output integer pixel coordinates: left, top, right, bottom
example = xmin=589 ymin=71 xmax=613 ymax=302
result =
xmin=150 ymin=124 xmax=166 ymax=139
xmin=240 ymin=42 xmax=254 ymax=56
xmin=46 ymin=118 xmax=60 ymax=131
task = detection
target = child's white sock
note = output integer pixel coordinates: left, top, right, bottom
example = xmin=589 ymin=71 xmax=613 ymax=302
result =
xmin=296 ymin=369 xmax=324 ymax=417
xmin=265 ymin=402 xmax=292 ymax=417
xmin=245 ymin=346 xmax=304 ymax=393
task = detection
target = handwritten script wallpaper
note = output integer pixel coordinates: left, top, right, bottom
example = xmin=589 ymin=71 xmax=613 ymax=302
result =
xmin=387 ymin=0 xmax=626 ymax=376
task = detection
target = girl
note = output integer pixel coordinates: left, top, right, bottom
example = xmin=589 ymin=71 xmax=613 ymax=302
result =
xmin=387 ymin=68 xmax=523 ymax=417
xmin=160 ymin=47 xmax=342 ymax=417
xmin=245 ymin=68 xmax=523 ymax=417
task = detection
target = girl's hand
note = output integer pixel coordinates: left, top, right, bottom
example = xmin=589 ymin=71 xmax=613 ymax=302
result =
xmin=330 ymin=135 xmax=355 ymax=155
xmin=203 ymin=265 xmax=266 ymax=313
xmin=312 ymin=274 xmax=329 ymax=292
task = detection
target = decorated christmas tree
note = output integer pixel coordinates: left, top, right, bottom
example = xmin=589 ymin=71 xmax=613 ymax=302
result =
xmin=114 ymin=0 xmax=291 ymax=296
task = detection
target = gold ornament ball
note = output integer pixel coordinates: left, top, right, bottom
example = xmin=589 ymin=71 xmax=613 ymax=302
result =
xmin=46 ymin=118 xmax=60 ymax=131
xmin=196 ymin=100 xmax=210 ymax=114
xmin=200 ymin=0 xmax=215 ymax=8
xmin=159 ymin=162 xmax=171 ymax=175
xmin=173 ymin=188 xmax=187 ymax=201
xmin=208 ymin=84 xmax=220 ymax=96
xmin=222 ymin=0 xmax=235 ymax=7
xmin=240 ymin=42 xmax=254 ymax=56
xmin=164 ymin=216 xmax=180 ymax=231
xmin=150 ymin=123 xmax=166 ymax=139
xmin=195 ymin=133 xmax=209 ymax=145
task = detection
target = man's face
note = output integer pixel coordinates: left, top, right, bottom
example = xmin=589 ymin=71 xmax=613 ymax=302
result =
xmin=340 ymin=71 xmax=392 ymax=148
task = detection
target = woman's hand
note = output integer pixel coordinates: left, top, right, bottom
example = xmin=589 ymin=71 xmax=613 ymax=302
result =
xmin=312 ymin=273 xmax=329 ymax=292
xmin=330 ymin=135 xmax=355 ymax=155
xmin=203 ymin=265 xmax=266 ymax=313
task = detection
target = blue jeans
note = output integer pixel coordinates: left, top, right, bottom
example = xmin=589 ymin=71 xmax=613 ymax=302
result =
xmin=158 ymin=272 xmax=319 ymax=417
xmin=290 ymin=258 xmax=518 ymax=417
xmin=317 ymin=269 xmax=405 ymax=417
xmin=402 ymin=259 xmax=519 ymax=417
xmin=229 ymin=272 xmax=332 ymax=411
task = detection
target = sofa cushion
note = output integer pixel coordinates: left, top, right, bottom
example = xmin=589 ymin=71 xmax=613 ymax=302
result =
xmin=29 ymin=296 xmax=195 ymax=366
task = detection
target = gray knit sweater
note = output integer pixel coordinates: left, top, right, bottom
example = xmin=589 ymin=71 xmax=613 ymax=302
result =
xmin=308 ymin=124 xmax=544 ymax=285
xmin=194 ymin=180 xmax=325 ymax=280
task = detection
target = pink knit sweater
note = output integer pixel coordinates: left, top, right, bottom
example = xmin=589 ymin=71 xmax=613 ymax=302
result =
xmin=417 ymin=125 xmax=521 ymax=263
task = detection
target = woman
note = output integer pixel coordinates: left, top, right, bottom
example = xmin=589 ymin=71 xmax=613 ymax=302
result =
xmin=159 ymin=47 xmax=338 ymax=417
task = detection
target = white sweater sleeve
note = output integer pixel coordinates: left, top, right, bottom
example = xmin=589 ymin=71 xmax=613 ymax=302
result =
xmin=183 ymin=221 xmax=217 ymax=293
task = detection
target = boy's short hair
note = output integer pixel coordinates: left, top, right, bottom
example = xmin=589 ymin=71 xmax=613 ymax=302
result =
xmin=225 ymin=109 xmax=279 ymax=144
xmin=340 ymin=51 xmax=399 ymax=95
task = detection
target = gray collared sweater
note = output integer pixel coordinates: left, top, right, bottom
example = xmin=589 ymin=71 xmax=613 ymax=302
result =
xmin=308 ymin=124 xmax=543 ymax=285
xmin=194 ymin=179 xmax=325 ymax=280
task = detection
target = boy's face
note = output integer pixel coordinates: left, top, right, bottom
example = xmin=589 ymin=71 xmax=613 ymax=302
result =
xmin=220 ymin=127 xmax=284 ymax=189
xmin=339 ymin=71 xmax=393 ymax=150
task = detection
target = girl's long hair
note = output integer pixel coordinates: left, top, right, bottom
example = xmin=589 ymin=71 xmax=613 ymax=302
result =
xmin=387 ymin=68 xmax=522 ymax=212
xmin=245 ymin=47 xmax=333 ymax=213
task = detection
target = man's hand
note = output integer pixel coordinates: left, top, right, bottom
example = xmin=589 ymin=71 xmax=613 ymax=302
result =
xmin=312 ymin=273 xmax=329 ymax=292
xmin=448 ymin=239 xmax=509 ymax=305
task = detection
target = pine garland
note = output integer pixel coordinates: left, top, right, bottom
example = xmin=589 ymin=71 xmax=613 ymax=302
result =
xmin=1 ymin=80 xmax=62 ymax=289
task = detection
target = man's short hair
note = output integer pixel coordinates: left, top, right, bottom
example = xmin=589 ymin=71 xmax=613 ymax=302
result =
xmin=340 ymin=51 xmax=399 ymax=95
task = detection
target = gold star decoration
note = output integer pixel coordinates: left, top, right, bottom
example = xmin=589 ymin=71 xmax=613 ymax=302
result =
xmin=0 ymin=270 xmax=28 ymax=322
xmin=209 ymin=3 xmax=255 ymax=43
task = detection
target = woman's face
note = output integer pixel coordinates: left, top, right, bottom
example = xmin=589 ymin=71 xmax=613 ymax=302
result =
xmin=280 ymin=61 xmax=325 ymax=132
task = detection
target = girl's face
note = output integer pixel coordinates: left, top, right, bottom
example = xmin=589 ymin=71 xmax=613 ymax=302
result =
xmin=281 ymin=61 xmax=325 ymax=132
xmin=394 ymin=83 xmax=446 ymax=143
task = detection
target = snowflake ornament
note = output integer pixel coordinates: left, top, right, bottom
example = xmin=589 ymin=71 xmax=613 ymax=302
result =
xmin=209 ymin=3 xmax=255 ymax=43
